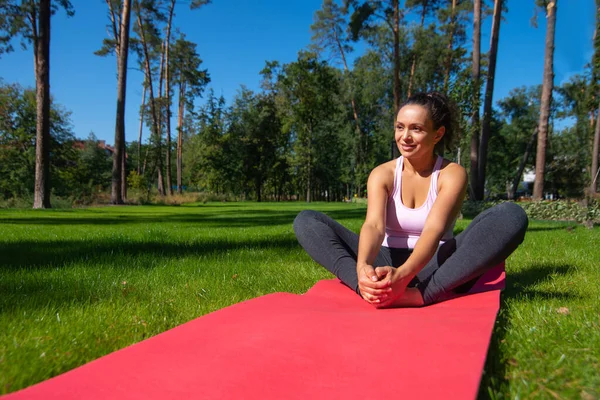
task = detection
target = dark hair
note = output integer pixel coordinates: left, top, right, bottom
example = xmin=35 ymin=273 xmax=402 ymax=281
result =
xmin=401 ymin=92 xmax=458 ymax=152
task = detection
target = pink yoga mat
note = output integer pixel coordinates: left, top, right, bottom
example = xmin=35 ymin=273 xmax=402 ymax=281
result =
xmin=4 ymin=264 xmax=505 ymax=400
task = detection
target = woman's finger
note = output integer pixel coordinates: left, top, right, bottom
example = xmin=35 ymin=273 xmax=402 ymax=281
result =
xmin=359 ymin=275 xmax=392 ymax=289
xmin=359 ymin=285 xmax=392 ymax=297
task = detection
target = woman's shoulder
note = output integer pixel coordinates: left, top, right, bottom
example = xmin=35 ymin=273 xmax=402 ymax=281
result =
xmin=370 ymin=159 xmax=397 ymax=179
xmin=368 ymin=159 xmax=397 ymax=191
xmin=438 ymin=158 xmax=467 ymax=187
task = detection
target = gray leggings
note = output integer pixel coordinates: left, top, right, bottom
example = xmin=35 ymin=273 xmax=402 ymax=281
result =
xmin=293 ymin=202 xmax=528 ymax=305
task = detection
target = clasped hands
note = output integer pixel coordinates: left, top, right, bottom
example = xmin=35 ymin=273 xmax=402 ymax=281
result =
xmin=357 ymin=264 xmax=411 ymax=308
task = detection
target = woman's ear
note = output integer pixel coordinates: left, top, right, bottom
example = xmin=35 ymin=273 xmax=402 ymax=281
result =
xmin=434 ymin=126 xmax=446 ymax=143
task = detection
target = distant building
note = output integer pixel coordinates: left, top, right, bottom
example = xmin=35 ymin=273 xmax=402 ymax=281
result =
xmin=72 ymin=140 xmax=122 ymax=158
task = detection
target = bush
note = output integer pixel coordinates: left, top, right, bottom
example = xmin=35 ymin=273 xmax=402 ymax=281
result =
xmin=462 ymin=199 xmax=600 ymax=226
xmin=195 ymin=192 xmax=237 ymax=203
xmin=0 ymin=194 xmax=78 ymax=209
xmin=519 ymin=200 xmax=599 ymax=224
xmin=0 ymin=196 xmax=33 ymax=209
xmin=461 ymin=200 xmax=500 ymax=219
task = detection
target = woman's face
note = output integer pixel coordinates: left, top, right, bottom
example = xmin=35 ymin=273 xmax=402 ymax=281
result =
xmin=394 ymin=104 xmax=444 ymax=159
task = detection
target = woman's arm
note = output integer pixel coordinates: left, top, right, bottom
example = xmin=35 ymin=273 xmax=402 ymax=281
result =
xmin=375 ymin=162 xmax=467 ymax=305
xmin=356 ymin=164 xmax=394 ymax=303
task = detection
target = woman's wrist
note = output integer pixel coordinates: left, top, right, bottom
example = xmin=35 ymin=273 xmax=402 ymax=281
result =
xmin=393 ymin=265 xmax=414 ymax=282
xmin=356 ymin=261 xmax=369 ymax=271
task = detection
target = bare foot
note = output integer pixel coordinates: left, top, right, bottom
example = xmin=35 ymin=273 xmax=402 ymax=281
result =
xmin=377 ymin=288 xmax=425 ymax=308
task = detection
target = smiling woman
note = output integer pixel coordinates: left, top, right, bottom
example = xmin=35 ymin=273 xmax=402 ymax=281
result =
xmin=293 ymin=91 xmax=529 ymax=308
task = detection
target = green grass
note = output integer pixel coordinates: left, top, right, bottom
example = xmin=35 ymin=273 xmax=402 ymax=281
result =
xmin=1 ymin=202 xmax=599 ymax=398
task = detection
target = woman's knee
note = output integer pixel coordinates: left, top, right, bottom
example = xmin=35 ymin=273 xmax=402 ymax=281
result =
xmin=498 ymin=202 xmax=529 ymax=234
xmin=293 ymin=210 xmax=322 ymax=237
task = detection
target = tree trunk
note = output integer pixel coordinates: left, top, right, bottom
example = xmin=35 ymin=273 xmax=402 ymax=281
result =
xmin=156 ymin=39 xmax=166 ymax=196
xmin=136 ymin=9 xmax=165 ymax=195
xmin=392 ymin=0 xmax=401 ymax=115
xmin=137 ymin=83 xmax=146 ymax=175
xmin=407 ymin=0 xmax=428 ymax=98
xmin=33 ymin=0 xmax=51 ymax=209
xmin=390 ymin=0 xmax=402 ymax=160
xmin=477 ymin=0 xmax=503 ymax=200
xmin=591 ymin=106 xmax=599 ymax=193
xmin=111 ymin=0 xmax=131 ymax=205
xmin=509 ymin=128 xmax=537 ymax=200
xmin=469 ymin=0 xmax=481 ymax=199
xmin=306 ymin=127 xmax=312 ymax=203
xmin=533 ymin=0 xmax=557 ymax=200
xmin=590 ymin=4 xmax=600 ymax=196
xmin=121 ymin=145 xmax=127 ymax=200
xmin=177 ymin=79 xmax=185 ymax=194
xmin=164 ymin=0 xmax=175 ymax=196
xmin=443 ymin=0 xmax=457 ymax=92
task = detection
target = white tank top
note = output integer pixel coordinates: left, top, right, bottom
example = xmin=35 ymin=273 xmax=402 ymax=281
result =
xmin=381 ymin=156 xmax=455 ymax=249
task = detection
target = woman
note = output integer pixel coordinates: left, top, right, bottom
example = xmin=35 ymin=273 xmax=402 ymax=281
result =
xmin=293 ymin=92 xmax=528 ymax=307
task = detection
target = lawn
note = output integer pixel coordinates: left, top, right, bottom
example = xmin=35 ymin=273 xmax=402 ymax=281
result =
xmin=0 ymin=202 xmax=598 ymax=398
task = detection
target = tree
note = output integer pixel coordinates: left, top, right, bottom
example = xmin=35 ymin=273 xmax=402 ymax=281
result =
xmin=170 ymin=35 xmax=210 ymax=193
xmin=112 ymin=0 xmax=133 ymax=203
xmin=439 ymin=0 xmax=471 ymax=92
xmin=95 ymin=0 xmax=131 ymax=203
xmin=346 ymin=0 xmax=403 ymax=116
xmin=161 ymin=0 xmax=176 ymax=195
xmin=491 ymin=86 xmax=541 ymax=199
xmin=349 ymin=50 xmax=393 ymax=191
xmin=184 ymin=90 xmax=229 ymax=193
xmin=469 ymin=0 xmax=481 ymax=199
xmin=557 ymin=74 xmax=594 ymax=192
xmin=278 ymin=52 xmax=343 ymax=202
xmin=0 ymin=0 xmax=74 ymax=208
xmin=476 ymin=0 xmax=503 ymax=200
xmin=533 ymin=0 xmax=558 ymax=200
xmin=0 ymin=82 xmax=77 ymax=200
xmin=311 ymin=0 xmax=368 ymax=195
xmin=405 ymin=0 xmax=443 ymax=97
xmin=590 ymin=0 xmax=600 ymax=195
xmin=133 ymin=0 xmax=166 ymax=195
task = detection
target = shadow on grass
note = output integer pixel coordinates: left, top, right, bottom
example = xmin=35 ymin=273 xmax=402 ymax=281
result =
xmin=0 ymin=206 xmax=367 ymax=314
xmin=0 ymin=235 xmax=302 ymax=314
xmin=0 ymin=208 xmax=366 ymax=228
xmin=0 ymin=236 xmax=300 ymax=271
xmin=478 ymin=263 xmax=575 ymax=398
xmin=526 ymin=225 xmax=577 ymax=232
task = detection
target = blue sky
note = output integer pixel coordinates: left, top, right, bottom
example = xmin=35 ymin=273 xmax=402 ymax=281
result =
xmin=1 ymin=0 xmax=595 ymax=145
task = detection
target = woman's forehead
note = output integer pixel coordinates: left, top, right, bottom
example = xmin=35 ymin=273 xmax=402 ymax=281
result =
xmin=396 ymin=105 xmax=430 ymax=123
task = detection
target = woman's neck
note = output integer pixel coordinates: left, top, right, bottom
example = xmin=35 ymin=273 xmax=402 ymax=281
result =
xmin=403 ymin=153 xmax=437 ymax=176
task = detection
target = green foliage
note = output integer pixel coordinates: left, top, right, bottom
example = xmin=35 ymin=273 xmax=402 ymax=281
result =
xmin=463 ymin=199 xmax=600 ymax=225
xmin=127 ymin=170 xmax=148 ymax=190
xmin=171 ymin=34 xmax=210 ymax=113
xmin=277 ymin=51 xmax=347 ymax=201
xmin=484 ymin=86 xmax=541 ymax=197
xmin=460 ymin=199 xmax=501 ymax=218
xmin=0 ymin=82 xmax=84 ymax=200
xmin=0 ymin=0 xmax=74 ymax=56
xmin=310 ymin=0 xmax=353 ymax=63
xmin=520 ymin=199 xmax=600 ymax=224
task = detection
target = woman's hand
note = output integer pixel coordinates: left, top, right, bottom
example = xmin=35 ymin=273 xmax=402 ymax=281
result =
xmin=372 ymin=266 xmax=413 ymax=308
xmin=357 ymin=264 xmax=392 ymax=305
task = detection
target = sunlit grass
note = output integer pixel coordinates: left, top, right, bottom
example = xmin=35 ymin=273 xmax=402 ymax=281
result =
xmin=0 ymin=203 xmax=598 ymax=398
